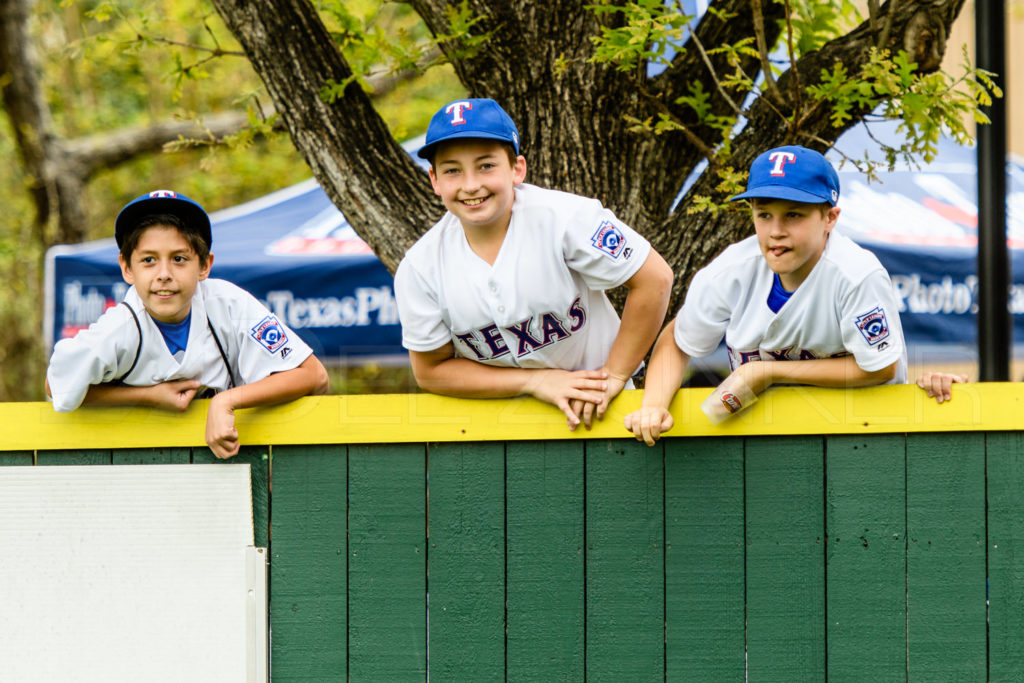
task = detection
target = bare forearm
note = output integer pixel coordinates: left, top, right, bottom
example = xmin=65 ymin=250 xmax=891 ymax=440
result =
xmin=605 ymin=294 xmax=668 ymax=380
xmin=82 ymin=383 xmax=160 ymax=408
xmin=215 ymin=356 xmax=328 ymax=410
xmin=604 ymin=252 xmax=673 ymax=379
xmin=751 ymin=356 xmax=897 ymax=389
xmin=640 ymin=325 xmax=690 ymax=410
xmin=414 ymin=356 xmax=535 ymax=398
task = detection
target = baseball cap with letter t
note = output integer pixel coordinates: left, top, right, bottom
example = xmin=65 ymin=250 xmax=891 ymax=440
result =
xmin=730 ymin=145 xmax=840 ymax=206
xmin=417 ymin=98 xmax=520 ymax=161
xmin=114 ymin=190 xmax=212 ymax=249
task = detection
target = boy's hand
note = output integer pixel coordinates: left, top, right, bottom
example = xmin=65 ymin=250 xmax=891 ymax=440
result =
xmin=917 ymin=372 xmax=968 ymax=404
xmin=582 ymin=368 xmax=629 ymax=429
xmin=148 ymin=379 xmax=202 ymax=411
xmin=205 ymin=392 xmax=241 ymax=459
xmin=624 ymin=405 xmax=674 ymax=446
xmin=527 ymin=369 xmax=607 ymax=431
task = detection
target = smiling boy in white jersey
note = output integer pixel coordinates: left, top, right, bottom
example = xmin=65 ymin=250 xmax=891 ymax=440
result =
xmin=46 ymin=191 xmax=329 ymax=458
xmin=394 ymin=98 xmax=673 ymax=430
xmin=625 ymin=145 xmax=909 ymax=445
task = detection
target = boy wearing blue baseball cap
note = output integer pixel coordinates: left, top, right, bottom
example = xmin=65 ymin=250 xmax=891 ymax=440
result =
xmin=625 ymin=145 xmax=909 ymax=445
xmin=46 ymin=190 xmax=329 ymax=458
xmin=395 ymin=98 xmax=673 ymax=430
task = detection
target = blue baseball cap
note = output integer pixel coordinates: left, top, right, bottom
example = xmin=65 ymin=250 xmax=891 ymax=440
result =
xmin=730 ymin=145 xmax=840 ymax=206
xmin=417 ymin=98 xmax=520 ymax=161
xmin=115 ymin=190 xmax=212 ymax=248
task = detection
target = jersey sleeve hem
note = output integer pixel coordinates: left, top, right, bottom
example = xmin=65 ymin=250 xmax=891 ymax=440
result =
xmin=852 ymin=349 xmax=905 ymax=374
xmin=402 ymin=338 xmax=451 ymax=354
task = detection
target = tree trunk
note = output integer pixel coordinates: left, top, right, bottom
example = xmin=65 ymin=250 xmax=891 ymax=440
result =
xmin=0 ymin=0 xmax=74 ymax=243
xmin=211 ymin=0 xmax=967 ymax=311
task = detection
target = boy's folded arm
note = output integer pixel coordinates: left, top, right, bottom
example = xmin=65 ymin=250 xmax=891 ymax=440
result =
xmin=214 ymin=354 xmax=329 ymax=412
xmin=81 ymin=380 xmax=201 ymax=411
xmin=409 ymin=344 xmax=608 ymax=427
xmin=736 ymin=355 xmax=897 ymax=394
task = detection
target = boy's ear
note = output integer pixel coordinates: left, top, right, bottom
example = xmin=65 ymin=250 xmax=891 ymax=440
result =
xmin=513 ymin=155 xmax=527 ymax=185
xmin=199 ymin=252 xmax=214 ymax=281
xmin=428 ymin=166 xmax=441 ymax=196
xmin=826 ymin=205 xmax=841 ymax=231
xmin=118 ymin=253 xmax=135 ymax=284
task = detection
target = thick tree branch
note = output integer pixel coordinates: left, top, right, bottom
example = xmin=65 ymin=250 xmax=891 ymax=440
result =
xmin=654 ymin=0 xmax=968 ymax=309
xmin=0 ymin=0 xmax=79 ymax=243
xmin=641 ymin=0 xmax=784 ymax=220
xmin=214 ymin=0 xmax=443 ymax=271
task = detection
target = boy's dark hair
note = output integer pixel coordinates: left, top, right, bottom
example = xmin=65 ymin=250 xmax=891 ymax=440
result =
xmin=427 ymin=140 xmax=520 ymax=169
xmin=119 ymin=214 xmax=212 ymax=267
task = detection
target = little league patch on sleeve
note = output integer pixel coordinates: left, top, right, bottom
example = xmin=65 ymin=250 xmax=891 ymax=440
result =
xmin=590 ymin=220 xmax=626 ymax=258
xmin=250 ymin=315 xmax=289 ymax=354
xmin=854 ymin=307 xmax=890 ymax=346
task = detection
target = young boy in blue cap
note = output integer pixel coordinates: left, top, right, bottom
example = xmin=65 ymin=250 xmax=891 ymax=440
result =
xmin=624 ymin=145 xmax=909 ymax=445
xmin=46 ymin=190 xmax=329 ymax=458
xmin=394 ymin=98 xmax=673 ymax=430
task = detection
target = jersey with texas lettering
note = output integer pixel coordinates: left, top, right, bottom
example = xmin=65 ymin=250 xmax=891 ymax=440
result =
xmin=673 ymin=231 xmax=907 ymax=383
xmin=47 ymin=278 xmax=313 ymax=412
xmin=394 ymin=183 xmax=651 ymax=371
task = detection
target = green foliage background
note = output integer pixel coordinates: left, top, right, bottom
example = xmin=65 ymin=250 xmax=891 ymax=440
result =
xmin=1 ymin=0 xmax=461 ymax=400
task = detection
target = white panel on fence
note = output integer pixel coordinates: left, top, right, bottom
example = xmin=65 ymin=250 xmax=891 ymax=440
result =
xmin=0 ymin=464 xmax=260 ymax=683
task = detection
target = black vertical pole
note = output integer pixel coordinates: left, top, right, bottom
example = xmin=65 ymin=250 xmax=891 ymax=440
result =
xmin=976 ymin=0 xmax=1010 ymax=381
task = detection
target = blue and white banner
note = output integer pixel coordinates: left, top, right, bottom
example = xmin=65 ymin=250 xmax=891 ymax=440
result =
xmin=832 ymin=123 xmax=1024 ymax=360
xmin=44 ymin=128 xmax=1024 ymax=364
xmin=45 ymin=178 xmax=405 ymax=363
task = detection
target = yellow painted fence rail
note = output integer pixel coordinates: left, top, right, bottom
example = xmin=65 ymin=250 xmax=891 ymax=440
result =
xmin=3 ymin=385 xmax=1024 ymax=680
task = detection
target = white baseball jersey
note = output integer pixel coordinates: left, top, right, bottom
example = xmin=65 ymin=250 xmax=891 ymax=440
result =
xmin=47 ymin=278 xmax=313 ymax=412
xmin=674 ymin=231 xmax=907 ymax=383
xmin=394 ymin=183 xmax=651 ymax=371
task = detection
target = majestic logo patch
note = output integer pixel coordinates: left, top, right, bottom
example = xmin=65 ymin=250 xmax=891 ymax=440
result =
xmin=591 ymin=221 xmax=626 ymax=258
xmin=250 ymin=315 xmax=289 ymax=353
xmin=855 ymin=307 xmax=890 ymax=346
xmin=721 ymin=392 xmax=743 ymax=414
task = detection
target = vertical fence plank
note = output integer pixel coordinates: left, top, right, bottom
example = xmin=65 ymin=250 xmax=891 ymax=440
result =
xmin=988 ymin=431 xmax=1024 ymax=680
xmin=348 ymin=443 xmax=427 ymax=681
xmin=906 ymin=432 xmax=986 ymax=679
xmin=506 ymin=440 xmax=584 ymax=682
xmin=36 ymin=449 xmax=111 ymax=465
xmin=428 ymin=442 xmax=505 ymax=681
xmin=270 ymin=445 xmax=348 ymax=682
xmin=112 ymin=448 xmax=190 ymax=465
xmin=585 ymin=439 xmax=664 ymax=682
xmin=665 ymin=437 xmax=745 ymax=679
xmin=745 ymin=435 xmax=826 ymax=681
xmin=193 ymin=445 xmax=270 ymax=546
xmin=0 ymin=452 xmax=33 ymax=466
xmin=825 ymin=434 xmax=907 ymax=678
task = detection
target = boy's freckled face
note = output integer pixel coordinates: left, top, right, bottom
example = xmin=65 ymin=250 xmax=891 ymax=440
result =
xmin=752 ymin=199 xmax=840 ymax=291
xmin=119 ymin=224 xmax=212 ymax=324
xmin=428 ymin=140 xmax=527 ymax=234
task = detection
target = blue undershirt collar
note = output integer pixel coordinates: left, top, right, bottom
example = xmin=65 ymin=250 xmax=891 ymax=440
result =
xmin=767 ymin=273 xmax=794 ymax=313
xmin=153 ymin=311 xmax=192 ymax=356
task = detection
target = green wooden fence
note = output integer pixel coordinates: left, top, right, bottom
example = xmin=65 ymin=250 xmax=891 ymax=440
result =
xmin=5 ymin=389 xmax=1024 ymax=680
xmin=264 ymin=434 xmax=1024 ymax=681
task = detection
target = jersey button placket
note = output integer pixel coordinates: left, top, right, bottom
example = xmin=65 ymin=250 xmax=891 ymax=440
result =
xmin=489 ymin=282 xmax=505 ymax=314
